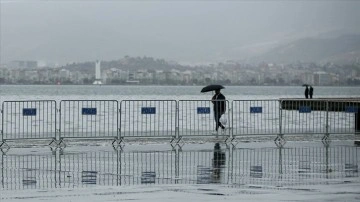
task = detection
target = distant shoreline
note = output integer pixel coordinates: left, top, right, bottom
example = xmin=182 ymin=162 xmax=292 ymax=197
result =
xmin=1 ymin=84 xmax=359 ymax=87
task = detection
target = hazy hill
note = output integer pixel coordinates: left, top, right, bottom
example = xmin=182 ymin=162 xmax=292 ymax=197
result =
xmin=60 ymin=56 xmax=189 ymax=73
xmin=255 ymin=35 xmax=360 ymax=64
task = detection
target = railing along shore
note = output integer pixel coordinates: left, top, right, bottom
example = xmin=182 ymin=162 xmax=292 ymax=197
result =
xmin=0 ymin=98 xmax=359 ymax=147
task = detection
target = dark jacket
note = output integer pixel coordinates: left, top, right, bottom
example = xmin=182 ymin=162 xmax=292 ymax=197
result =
xmin=212 ymin=93 xmax=226 ymax=114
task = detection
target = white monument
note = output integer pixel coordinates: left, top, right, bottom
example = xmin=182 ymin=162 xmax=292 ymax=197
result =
xmin=93 ymin=60 xmax=103 ymax=85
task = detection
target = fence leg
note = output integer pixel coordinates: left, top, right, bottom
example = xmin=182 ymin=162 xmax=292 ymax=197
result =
xmin=112 ymin=137 xmax=124 ymax=149
xmin=322 ymin=135 xmax=331 ymax=147
xmin=49 ymin=138 xmax=66 ymax=149
xmin=0 ymin=141 xmax=10 ymax=152
xmin=171 ymin=136 xmax=184 ymax=148
xmin=322 ymin=133 xmax=330 ymax=141
xmin=170 ymin=136 xmax=176 ymax=144
xmin=274 ymin=134 xmax=286 ymax=148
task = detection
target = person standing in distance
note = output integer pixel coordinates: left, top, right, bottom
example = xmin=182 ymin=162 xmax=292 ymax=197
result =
xmin=305 ymin=86 xmax=309 ymax=99
xmin=309 ymin=86 xmax=314 ymax=99
xmin=212 ymin=89 xmax=226 ymax=132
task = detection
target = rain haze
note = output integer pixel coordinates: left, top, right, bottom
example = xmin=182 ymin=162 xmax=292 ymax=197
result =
xmin=1 ymin=0 xmax=360 ymax=65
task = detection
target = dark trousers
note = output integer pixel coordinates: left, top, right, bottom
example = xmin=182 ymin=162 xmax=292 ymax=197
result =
xmin=214 ymin=112 xmax=225 ymax=131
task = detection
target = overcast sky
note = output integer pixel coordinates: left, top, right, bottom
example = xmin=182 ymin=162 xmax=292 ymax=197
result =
xmin=1 ymin=0 xmax=360 ymax=65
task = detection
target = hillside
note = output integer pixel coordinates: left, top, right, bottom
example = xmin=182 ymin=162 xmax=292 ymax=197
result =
xmin=255 ymin=35 xmax=360 ymax=64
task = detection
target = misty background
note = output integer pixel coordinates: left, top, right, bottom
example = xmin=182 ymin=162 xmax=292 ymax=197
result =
xmin=1 ymin=0 xmax=360 ymax=66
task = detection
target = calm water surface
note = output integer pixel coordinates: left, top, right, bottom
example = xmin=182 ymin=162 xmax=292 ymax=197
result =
xmin=1 ymin=85 xmax=359 ymax=102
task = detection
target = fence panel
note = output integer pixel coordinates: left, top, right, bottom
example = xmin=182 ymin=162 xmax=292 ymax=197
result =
xmin=120 ymin=100 xmax=177 ymax=138
xmin=232 ymin=100 xmax=280 ymax=136
xmin=1 ymin=100 xmax=56 ymax=141
xmin=327 ymin=100 xmax=357 ymax=134
xmin=59 ymin=100 xmax=118 ymax=139
xmin=178 ymin=100 xmax=230 ymax=137
xmin=280 ymin=99 xmax=328 ymax=135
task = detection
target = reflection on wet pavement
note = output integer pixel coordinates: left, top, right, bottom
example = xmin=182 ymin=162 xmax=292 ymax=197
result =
xmin=0 ymin=142 xmax=359 ymax=190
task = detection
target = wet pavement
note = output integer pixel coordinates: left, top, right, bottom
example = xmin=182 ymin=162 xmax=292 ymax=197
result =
xmin=1 ymin=141 xmax=359 ymax=191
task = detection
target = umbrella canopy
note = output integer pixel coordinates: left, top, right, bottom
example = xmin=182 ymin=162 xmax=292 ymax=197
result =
xmin=302 ymin=84 xmax=310 ymax=87
xmin=201 ymin=84 xmax=225 ymax=93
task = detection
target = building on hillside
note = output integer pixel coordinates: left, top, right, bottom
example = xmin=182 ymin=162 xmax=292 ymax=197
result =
xmin=10 ymin=60 xmax=38 ymax=69
xmin=313 ymin=71 xmax=332 ymax=85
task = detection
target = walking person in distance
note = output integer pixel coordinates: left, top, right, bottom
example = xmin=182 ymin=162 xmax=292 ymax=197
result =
xmin=212 ymin=89 xmax=226 ymax=133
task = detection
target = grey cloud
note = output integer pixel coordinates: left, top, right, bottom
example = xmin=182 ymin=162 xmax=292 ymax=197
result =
xmin=1 ymin=0 xmax=360 ymax=65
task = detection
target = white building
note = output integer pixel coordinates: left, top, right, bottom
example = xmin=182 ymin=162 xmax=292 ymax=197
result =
xmin=59 ymin=69 xmax=71 ymax=78
xmin=93 ymin=60 xmax=103 ymax=85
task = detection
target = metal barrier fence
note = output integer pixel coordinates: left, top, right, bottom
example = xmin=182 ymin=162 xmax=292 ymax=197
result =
xmin=178 ymin=100 xmax=231 ymax=138
xmin=120 ymin=100 xmax=177 ymax=138
xmin=327 ymin=100 xmax=358 ymax=134
xmin=59 ymin=100 xmax=119 ymax=139
xmin=232 ymin=100 xmax=280 ymax=136
xmin=280 ymin=99 xmax=358 ymax=135
xmin=1 ymin=101 xmax=57 ymax=141
xmin=0 ymin=99 xmax=359 ymax=144
xmin=281 ymin=99 xmax=329 ymax=135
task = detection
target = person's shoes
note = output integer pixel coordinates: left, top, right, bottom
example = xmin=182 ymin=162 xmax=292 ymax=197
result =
xmin=221 ymin=125 xmax=228 ymax=134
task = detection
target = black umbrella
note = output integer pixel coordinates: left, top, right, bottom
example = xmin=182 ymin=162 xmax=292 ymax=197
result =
xmin=201 ymin=84 xmax=225 ymax=93
xmin=302 ymin=84 xmax=310 ymax=87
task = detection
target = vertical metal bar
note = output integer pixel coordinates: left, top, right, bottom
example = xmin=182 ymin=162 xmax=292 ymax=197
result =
xmin=175 ymin=101 xmax=179 ymax=139
xmin=1 ymin=102 xmax=3 ymax=142
xmin=43 ymin=101 xmax=46 ymax=139
xmin=124 ymin=101 xmax=127 ymax=137
xmin=131 ymin=101 xmax=134 ymax=137
xmin=279 ymin=100 xmax=283 ymax=136
xmin=58 ymin=101 xmax=61 ymax=141
xmin=160 ymin=101 xmax=163 ymax=137
xmin=20 ymin=102 xmax=22 ymax=139
xmin=108 ymin=101 xmax=110 ymax=137
xmin=141 ymin=101 xmax=144 ymax=137
xmin=326 ymin=100 xmax=329 ymax=136
xmin=92 ymin=101 xmax=95 ymax=138
xmin=34 ymin=102 xmax=37 ymax=139
xmin=119 ymin=101 xmax=122 ymax=139
xmin=52 ymin=101 xmax=55 ymax=141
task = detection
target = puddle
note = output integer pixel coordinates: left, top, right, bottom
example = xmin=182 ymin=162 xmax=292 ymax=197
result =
xmin=0 ymin=141 xmax=359 ymax=194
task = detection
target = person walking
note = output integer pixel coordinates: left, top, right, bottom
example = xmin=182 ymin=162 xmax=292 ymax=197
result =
xmin=305 ymin=86 xmax=309 ymax=99
xmin=212 ymin=89 xmax=226 ymax=132
xmin=309 ymin=86 xmax=314 ymax=99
